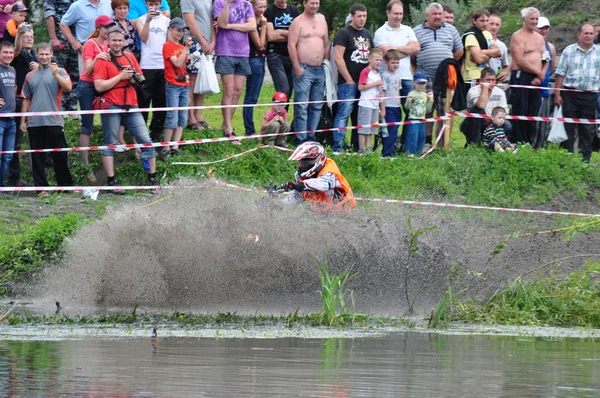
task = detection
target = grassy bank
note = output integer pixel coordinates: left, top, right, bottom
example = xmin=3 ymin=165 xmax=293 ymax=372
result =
xmin=431 ymin=260 xmax=600 ymax=328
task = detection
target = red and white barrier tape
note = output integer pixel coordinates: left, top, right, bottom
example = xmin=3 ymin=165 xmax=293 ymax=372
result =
xmin=0 ymin=95 xmax=406 ymax=119
xmin=0 ymin=116 xmax=451 ymax=155
xmin=450 ymin=111 xmax=600 ymax=124
xmin=2 ymin=180 xmax=598 ymax=219
xmin=214 ymin=181 xmax=600 ymax=218
xmin=418 ymin=125 xmax=446 ymax=159
xmin=4 ymin=81 xmax=597 ymax=120
xmin=0 ymin=185 xmax=160 ymax=192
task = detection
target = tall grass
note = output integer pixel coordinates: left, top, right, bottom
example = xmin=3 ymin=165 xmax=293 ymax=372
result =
xmin=317 ymin=261 xmax=358 ymax=326
xmin=449 ymin=260 xmax=600 ymax=328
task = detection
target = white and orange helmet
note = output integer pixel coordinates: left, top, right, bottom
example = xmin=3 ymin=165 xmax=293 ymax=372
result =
xmin=288 ymin=142 xmax=327 ymax=179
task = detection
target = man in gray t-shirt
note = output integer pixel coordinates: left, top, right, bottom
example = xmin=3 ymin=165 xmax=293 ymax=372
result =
xmin=0 ymin=41 xmax=16 ymax=187
xmin=20 ymin=43 xmax=73 ymax=191
xmin=181 ymin=0 xmax=216 ymax=130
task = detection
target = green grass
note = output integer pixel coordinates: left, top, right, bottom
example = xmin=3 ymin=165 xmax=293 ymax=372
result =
xmin=0 ymin=213 xmax=85 ymax=295
xmin=317 ymin=260 xmax=359 ymax=326
xmin=447 ymin=260 xmax=600 ymax=328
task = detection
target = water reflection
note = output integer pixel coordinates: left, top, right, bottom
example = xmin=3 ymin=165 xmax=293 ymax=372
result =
xmin=0 ymin=332 xmax=598 ymax=397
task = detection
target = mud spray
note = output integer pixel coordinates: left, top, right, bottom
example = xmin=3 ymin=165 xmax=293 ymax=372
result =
xmin=30 ymin=180 xmax=599 ymax=315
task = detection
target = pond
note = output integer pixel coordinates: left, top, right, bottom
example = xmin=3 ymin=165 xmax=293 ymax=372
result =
xmin=1 ymin=328 xmax=599 ymax=397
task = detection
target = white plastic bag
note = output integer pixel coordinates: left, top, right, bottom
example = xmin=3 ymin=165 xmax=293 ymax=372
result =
xmin=548 ymin=106 xmax=568 ymax=144
xmin=194 ymin=54 xmax=220 ymax=95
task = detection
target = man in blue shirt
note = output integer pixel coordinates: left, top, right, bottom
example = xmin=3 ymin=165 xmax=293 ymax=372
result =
xmin=127 ymin=0 xmax=170 ymax=20
xmin=59 ymin=0 xmax=113 ymax=74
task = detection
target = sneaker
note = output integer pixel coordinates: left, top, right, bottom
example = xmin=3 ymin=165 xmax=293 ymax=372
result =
xmin=106 ymin=179 xmax=125 ymax=195
xmin=332 ymin=151 xmax=341 ymax=155
xmin=86 ymin=171 xmax=97 ymax=184
xmin=115 ymin=145 xmax=125 ymax=153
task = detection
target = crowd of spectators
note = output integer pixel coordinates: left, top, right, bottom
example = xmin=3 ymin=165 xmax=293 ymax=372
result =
xmin=0 ymin=0 xmax=598 ymax=194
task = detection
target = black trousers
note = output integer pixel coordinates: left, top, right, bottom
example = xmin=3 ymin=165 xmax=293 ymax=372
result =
xmin=138 ymin=69 xmax=166 ymax=142
xmin=7 ymin=100 xmax=24 ymax=184
xmin=560 ymin=90 xmax=597 ymax=162
xmin=28 ymin=126 xmax=73 ymax=187
xmin=509 ymin=70 xmax=541 ymax=143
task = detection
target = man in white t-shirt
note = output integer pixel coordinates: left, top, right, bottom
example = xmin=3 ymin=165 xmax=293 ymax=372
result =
xmin=135 ymin=0 xmax=169 ymax=142
xmin=461 ymin=67 xmax=510 ymax=144
xmin=373 ymin=0 xmax=419 ymax=104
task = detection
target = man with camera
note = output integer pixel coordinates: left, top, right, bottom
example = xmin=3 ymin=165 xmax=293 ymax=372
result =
xmin=20 ymin=43 xmax=73 ymax=197
xmin=94 ymin=27 xmax=158 ymax=193
xmin=134 ymin=0 xmax=168 ymax=143
xmin=6 ymin=23 xmax=38 ymax=187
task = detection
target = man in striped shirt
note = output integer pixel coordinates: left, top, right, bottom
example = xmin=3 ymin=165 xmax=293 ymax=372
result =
xmin=412 ymin=2 xmax=462 ymax=143
xmin=554 ymin=24 xmax=600 ymax=162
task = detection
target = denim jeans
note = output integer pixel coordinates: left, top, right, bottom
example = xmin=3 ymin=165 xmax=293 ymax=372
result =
xmin=78 ymin=80 xmax=96 ymax=135
xmin=332 ymin=83 xmax=358 ymax=152
xmin=100 ymin=106 xmax=156 ymax=159
xmin=243 ymin=57 xmax=266 ymax=135
xmin=382 ymin=106 xmax=401 ymax=157
xmin=164 ymin=83 xmax=189 ymax=129
xmin=267 ymin=53 xmax=294 ymax=99
xmin=0 ymin=118 xmax=16 ymax=187
xmin=404 ymin=119 xmax=426 ymax=155
xmin=293 ymin=63 xmax=325 ymax=144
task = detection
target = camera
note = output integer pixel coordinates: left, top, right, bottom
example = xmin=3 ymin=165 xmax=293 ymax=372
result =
xmin=175 ymin=74 xmax=189 ymax=83
xmin=22 ymin=24 xmax=32 ymax=32
xmin=110 ymin=52 xmax=146 ymax=87
xmin=21 ymin=49 xmax=33 ymax=64
xmin=51 ymin=56 xmax=57 ymax=64
xmin=131 ymin=71 xmax=146 ymax=86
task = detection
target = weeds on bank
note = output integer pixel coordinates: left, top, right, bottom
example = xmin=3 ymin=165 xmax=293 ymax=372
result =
xmin=0 ymin=214 xmax=84 ymax=295
xmin=4 ymin=310 xmax=412 ymax=328
xmin=433 ymin=260 xmax=600 ymax=328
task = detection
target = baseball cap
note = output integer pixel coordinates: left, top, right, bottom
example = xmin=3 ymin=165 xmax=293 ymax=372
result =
xmin=413 ymin=72 xmax=428 ymax=83
xmin=95 ymin=15 xmax=115 ymax=28
xmin=12 ymin=3 xmax=28 ymax=12
xmin=345 ymin=14 xmax=352 ymax=25
xmin=169 ymin=17 xmax=187 ymax=29
xmin=537 ymin=17 xmax=550 ymax=28
xmin=272 ymin=92 xmax=288 ymax=103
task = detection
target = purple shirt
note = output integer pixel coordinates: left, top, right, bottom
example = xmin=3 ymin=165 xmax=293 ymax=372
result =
xmin=213 ymin=0 xmax=254 ymax=57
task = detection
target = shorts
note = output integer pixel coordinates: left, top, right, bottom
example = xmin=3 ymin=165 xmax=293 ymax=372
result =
xmin=357 ymin=106 xmax=379 ymax=135
xmin=215 ymin=55 xmax=251 ymax=76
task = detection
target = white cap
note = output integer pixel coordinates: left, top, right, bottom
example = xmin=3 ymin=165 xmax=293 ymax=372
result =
xmin=537 ymin=17 xmax=550 ymax=28
xmin=345 ymin=14 xmax=352 ymax=25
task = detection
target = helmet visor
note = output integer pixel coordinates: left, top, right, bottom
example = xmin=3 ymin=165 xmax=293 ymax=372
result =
xmin=298 ymin=159 xmax=316 ymax=174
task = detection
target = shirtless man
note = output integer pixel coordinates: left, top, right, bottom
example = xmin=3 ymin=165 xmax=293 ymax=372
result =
xmin=508 ymin=7 xmax=548 ymax=143
xmin=288 ymin=0 xmax=329 ymax=143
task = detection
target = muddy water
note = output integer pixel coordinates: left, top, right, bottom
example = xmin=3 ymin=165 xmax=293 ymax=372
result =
xmin=1 ymin=331 xmax=599 ymax=397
